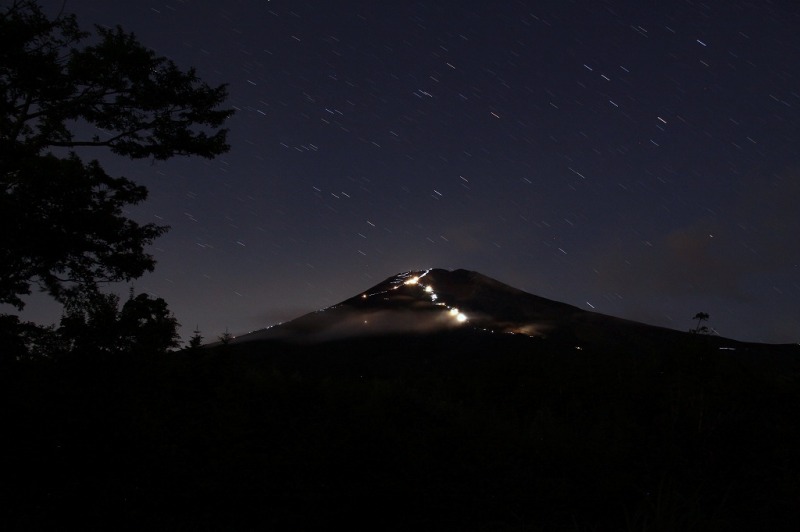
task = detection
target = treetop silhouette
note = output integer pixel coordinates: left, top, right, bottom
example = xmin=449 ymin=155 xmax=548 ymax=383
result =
xmin=1 ymin=0 xmax=233 ymax=309
xmin=691 ymin=312 xmax=710 ymax=334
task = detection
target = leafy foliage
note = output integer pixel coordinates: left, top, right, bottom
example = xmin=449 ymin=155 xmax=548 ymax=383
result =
xmin=58 ymin=290 xmax=180 ymax=356
xmin=1 ymin=153 xmax=166 ymax=307
xmin=0 ymin=313 xmax=57 ymax=363
xmin=1 ymin=290 xmax=180 ymax=360
xmin=0 ymin=0 xmax=232 ymax=308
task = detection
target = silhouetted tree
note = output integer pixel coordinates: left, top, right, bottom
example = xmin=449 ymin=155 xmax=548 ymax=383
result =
xmin=187 ymin=325 xmax=204 ymax=350
xmin=0 ymin=0 xmax=232 ymax=310
xmin=0 ymin=313 xmax=57 ymax=363
xmin=218 ymin=328 xmax=234 ymax=345
xmin=118 ymin=292 xmax=180 ymax=354
xmin=691 ymin=312 xmax=710 ymax=334
xmin=57 ymin=290 xmax=179 ymax=355
xmin=58 ymin=292 xmax=123 ymax=354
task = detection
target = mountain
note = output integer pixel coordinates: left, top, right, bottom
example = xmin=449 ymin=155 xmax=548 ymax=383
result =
xmin=233 ymin=268 xmax=779 ymax=353
xmin=203 ymin=268 xmax=799 ymax=529
xmin=7 ymin=269 xmax=800 ymax=530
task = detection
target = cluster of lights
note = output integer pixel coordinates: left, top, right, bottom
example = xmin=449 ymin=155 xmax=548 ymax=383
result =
xmin=402 ymin=270 xmax=467 ymax=324
xmin=449 ymin=307 xmax=468 ymax=323
xmin=403 ymin=275 xmax=421 ymax=285
xmin=359 ymin=270 xmax=469 ymax=325
xmin=354 ymin=270 xmax=550 ymax=338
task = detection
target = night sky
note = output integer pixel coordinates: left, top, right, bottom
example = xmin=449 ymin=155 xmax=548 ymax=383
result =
xmin=23 ymin=0 xmax=800 ymax=344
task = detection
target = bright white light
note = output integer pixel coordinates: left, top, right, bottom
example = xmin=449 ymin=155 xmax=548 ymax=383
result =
xmin=424 ymin=285 xmax=433 ymax=293
xmin=405 ymin=276 xmax=419 ymax=285
xmin=456 ymin=313 xmax=467 ymax=323
xmin=449 ymin=308 xmax=459 ymax=316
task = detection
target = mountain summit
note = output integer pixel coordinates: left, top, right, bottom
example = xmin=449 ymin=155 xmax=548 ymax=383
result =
xmin=234 ymin=268 xmax=753 ymax=350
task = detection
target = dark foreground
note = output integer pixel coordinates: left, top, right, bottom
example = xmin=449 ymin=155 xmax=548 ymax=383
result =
xmin=3 ymin=330 xmax=800 ymax=530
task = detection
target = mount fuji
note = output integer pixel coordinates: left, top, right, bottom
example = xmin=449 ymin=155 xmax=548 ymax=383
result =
xmin=10 ymin=269 xmax=798 ymax=530
xmin=231 ymin=268 xmax=774 ymax=354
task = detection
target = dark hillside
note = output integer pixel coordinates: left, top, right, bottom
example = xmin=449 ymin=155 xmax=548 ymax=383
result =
xmin=4 ymin=329 xmax=799 ymax=530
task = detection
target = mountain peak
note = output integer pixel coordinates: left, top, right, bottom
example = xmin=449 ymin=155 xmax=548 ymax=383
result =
xmin=345 ymin=267 xmax=580 ymax=327
xmin=231 ymin=267 xmax=772 ymax=352
xmin=236 ymin=268 xmax=596 ymax=343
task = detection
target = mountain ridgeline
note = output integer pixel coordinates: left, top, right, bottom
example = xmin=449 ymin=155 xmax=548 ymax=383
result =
xmin=5 ymin=268 xmax=799 ymax=530
xmin=236 ymin=268 xmax=790 ymax=355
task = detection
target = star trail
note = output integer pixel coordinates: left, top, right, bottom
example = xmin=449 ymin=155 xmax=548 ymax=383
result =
xmin=22 ymin=0 xmax=800 ymax=343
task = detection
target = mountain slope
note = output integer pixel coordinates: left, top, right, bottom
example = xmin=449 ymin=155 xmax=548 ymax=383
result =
xmin=234 ymin=268 xmax=764 ymax=352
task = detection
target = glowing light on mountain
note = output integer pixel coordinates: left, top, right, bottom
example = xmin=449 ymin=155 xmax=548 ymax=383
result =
xmin=393 ymin=271 xmax=469 ymax=325
xmin=445 ymin=307 xmax=468 ymax=323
